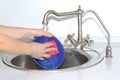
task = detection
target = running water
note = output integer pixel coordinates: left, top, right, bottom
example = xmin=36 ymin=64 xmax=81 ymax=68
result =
xmin=42 ymin=25 xmax=48 ymax=41
xmin=43 ymin=25 xmax=48 ymax=33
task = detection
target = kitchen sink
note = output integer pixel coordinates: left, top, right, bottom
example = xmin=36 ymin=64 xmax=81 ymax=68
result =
xmin=2 ymin=48 xmax=103 ymax=71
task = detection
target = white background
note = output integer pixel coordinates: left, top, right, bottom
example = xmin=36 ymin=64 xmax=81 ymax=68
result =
xmin=0 ymin=0 xmax=119 ymax=40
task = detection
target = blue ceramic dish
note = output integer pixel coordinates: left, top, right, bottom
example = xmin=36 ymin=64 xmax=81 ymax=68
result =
xmin=33 ymin=36 xmax=65 ymax=70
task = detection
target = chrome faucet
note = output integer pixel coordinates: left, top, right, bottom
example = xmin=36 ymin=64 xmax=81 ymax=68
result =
xmin=42 ymin=6 xmax=112 ymax=58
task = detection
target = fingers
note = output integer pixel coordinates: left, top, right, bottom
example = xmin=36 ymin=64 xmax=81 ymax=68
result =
xmin=44 ymin=42 xmax=53 ymax=48
xmin=38 ymin=54 xmax=51 ymax=60
xmin=45 ymin=47 xmax=57 ymax=52
xmin=37 ymin=47 xmax=56 ymax=60
xmin=43 ymin=42 xmax=57 ymax=52
xmin=38 ymin=57 xmax=44 ymax=60
xmin=40 ymin=29 xmax=53 ymax=37
xmin=45 ymin=32 xmax=53 ymax=37
xmin=30 ymin=42 xmax=57 ymax=60
xmin=32 ymin=29 xmax=53 ymax=38
xmin=42 ymin=54 xmax=51 ymax=58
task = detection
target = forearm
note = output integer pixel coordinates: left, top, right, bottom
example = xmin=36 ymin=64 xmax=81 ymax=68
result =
xmin=0 ymin=25 xmax=39 ymax=40
xmin=0 ymin=33 xmax=31 ymax=55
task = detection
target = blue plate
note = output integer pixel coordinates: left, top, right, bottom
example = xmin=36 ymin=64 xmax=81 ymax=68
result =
xmin=33 ymin=36 xmax=65 ymax=70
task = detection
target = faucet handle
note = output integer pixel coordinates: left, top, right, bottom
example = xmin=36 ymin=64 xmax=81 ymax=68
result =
xmin=64 ymin=33 xmax=75 ymax=43
xmin=84 ymin=34 xmax=94 ymax=46
xmin=64 ymin=33 xmax=77 ymax=47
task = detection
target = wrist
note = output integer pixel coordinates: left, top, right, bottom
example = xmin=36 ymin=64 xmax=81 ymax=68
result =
xmin=23 ymin=42 xmax=32 ymax=56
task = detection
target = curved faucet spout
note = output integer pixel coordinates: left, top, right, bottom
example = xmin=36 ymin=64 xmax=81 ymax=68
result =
xmin=42 ymin=10 xmax=77 ymax=26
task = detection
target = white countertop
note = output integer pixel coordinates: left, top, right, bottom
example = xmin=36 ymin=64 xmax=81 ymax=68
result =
xmin=0 ymin=43 xmax=120 ymax=80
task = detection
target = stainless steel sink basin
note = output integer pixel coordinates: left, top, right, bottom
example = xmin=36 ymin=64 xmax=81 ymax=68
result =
xmin=2 ymin=48 xmax=103 ymax=71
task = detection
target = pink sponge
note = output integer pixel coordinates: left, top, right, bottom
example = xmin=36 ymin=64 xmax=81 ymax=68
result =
xmin=44 ymin=40 xmax=59 ymax=56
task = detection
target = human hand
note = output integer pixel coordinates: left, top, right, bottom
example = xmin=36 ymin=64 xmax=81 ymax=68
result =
xmin=38 ymin=29 xmax=53 ymax=37
xmin=27 ymin=28 xmax=53 ymax=41
xmin=29 ymin=42 xmax=57 ymax=60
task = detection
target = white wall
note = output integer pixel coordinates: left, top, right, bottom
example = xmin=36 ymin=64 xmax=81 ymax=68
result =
xmin=0 ymin=0 xmax=119 ymax=41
